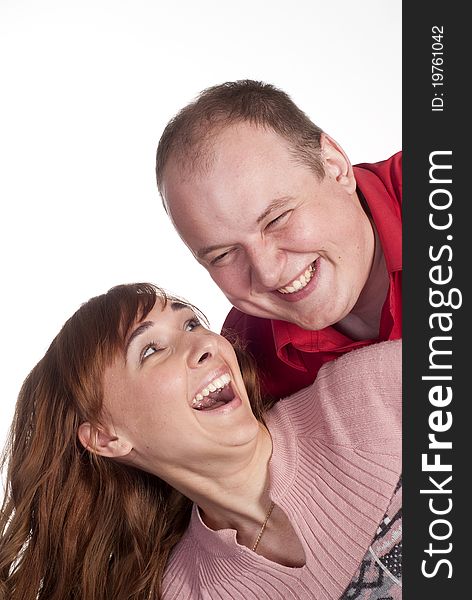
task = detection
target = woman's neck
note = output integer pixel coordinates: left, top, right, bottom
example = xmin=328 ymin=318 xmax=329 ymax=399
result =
xmin=180 ymin=424 xmax=274 ymax=544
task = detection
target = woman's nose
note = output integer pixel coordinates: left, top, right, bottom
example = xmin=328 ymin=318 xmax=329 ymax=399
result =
xmin=197 ymin=351 xmax=211 ymax=363
xmin=187 ymin=334 xmax=218 ymax=368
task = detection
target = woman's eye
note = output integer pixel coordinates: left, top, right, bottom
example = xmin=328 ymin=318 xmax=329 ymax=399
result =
xmin=141 ymin=343 xmax=162 ymax=361
xmin=185 ymin=317 xmax=201 ymax=332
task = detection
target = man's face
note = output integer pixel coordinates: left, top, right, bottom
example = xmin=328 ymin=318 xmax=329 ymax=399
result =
xmin=162 ymin=123 xmax=375 ymax=331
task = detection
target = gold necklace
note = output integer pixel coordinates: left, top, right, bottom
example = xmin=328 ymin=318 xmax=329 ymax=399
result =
xmin=251 ymin=500 xmax=275 ymax=552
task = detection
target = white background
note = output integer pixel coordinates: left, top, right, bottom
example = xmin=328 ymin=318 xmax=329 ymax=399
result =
xmin=0 ymin=0 xmax=401 ymax=474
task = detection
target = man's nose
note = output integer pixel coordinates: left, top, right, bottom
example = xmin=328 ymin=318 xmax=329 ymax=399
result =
xmin=247 ymin=243 xmax=285 ymax=289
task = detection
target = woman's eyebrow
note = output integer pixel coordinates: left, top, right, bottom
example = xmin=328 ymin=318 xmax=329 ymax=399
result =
xmin=125 ymin=304 xmax=191 ymax=357
xmin=170 ymin=301 xmax=189 ymax=311
xmin=125 ymin=308 xmax=193 ymax=355
xmin=125 ymin=321 xmax=154 ymax=356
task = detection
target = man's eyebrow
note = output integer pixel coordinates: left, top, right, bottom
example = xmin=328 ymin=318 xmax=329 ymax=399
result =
xmin=196 ymin=243 xmax=229 ymax=260
xmin=255 ymin=197 xmax=292 ymax=225
xmin=196 ymin=197 xmax=292 ymax=260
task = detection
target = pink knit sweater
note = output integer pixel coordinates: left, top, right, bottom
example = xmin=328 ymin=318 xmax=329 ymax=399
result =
xmin=163 ymin=341 xmax=402 ymax=599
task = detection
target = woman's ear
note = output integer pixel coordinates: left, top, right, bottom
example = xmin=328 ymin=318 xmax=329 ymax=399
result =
xmin=320 ymin=133 xmax=357 ymax=194
xmin=78 ymin=422 xmax=133 ymax=458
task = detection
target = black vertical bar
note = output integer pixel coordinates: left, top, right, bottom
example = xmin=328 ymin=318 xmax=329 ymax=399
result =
xmin=403 ymin=2 xmax=467 ymax=597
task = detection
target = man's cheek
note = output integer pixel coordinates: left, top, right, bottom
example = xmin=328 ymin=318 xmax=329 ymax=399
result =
xmin=212 ymin=271 xmax=241 ymax=294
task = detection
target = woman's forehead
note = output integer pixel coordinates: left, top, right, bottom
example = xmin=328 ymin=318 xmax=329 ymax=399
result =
xmin=125 ymin=298 xmax=196 ymax=337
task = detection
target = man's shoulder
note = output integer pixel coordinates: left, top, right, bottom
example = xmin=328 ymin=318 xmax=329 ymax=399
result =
xmin=355 ymin=150 xmax=402 ymax=173
xmin=354 ymin=151 xmax=402 ymax=274
xmin=355 ymin=151 xmax=402 ymax=206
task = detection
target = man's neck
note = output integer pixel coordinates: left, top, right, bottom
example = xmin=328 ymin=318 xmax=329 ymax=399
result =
xmin=335 ymin=224 xmax=389 ymax=341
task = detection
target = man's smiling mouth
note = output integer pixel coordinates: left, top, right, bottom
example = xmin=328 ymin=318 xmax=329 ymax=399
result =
xmin=277 ymin=260 xmax=317 ymax=294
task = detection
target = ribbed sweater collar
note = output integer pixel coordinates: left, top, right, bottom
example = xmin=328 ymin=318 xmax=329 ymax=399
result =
xmin=184 ymin=343 xmax=401 ymax=598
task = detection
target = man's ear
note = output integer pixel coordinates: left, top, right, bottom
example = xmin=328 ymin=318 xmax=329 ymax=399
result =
xmin=77 ymin=422 xmax=133 ymax=458
xmin=320 ymin=133 xmax=357 ymax=194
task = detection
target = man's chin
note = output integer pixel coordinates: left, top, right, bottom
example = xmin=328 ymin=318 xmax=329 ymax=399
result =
xmin=231 ymin=301 xmax=334 ymax=331
xmin=283 ymin=315 xmax=334 ymax=331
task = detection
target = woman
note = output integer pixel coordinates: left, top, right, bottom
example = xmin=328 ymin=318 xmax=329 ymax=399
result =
xmin=0 ymin=283 xmax=401 ymax=600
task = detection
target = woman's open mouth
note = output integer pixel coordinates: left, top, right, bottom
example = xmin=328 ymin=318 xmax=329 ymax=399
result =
xmin=191 ymin=373 xmax=236 ymax=411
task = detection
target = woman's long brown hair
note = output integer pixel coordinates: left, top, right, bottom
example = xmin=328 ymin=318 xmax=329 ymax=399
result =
xmin=0 ymin=283 xmax=269 ymax=600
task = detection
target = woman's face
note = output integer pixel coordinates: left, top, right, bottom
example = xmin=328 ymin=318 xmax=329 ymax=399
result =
xmin=100 ymin=299 xmax=260 ymax=481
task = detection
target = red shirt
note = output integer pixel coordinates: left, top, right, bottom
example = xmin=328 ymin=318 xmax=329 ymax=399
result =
xmin=222 ymin=152 xmax=402 ymax=399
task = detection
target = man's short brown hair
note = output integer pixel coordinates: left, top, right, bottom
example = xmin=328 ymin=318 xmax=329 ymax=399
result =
xmin=155 ymin=80 xmax=325 ymax=196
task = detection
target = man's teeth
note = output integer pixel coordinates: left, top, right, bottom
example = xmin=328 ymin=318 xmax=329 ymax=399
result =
xmin=278 ymin=262 xmax=316 ymax=294
xmin=192 ymin=373 xmax=231 ymax=406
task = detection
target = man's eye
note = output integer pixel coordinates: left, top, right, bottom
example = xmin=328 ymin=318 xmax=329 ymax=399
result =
xmin=185 ymin=317 xmax=201 ymax=332
xmin=266 ymin=211 xmax=291 ymax=229
xmin=210 ymin=250 xmax=231 ymax=265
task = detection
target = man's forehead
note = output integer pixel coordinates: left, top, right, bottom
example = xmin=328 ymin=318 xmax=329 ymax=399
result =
xmin=165 ymin=121 xmax=287 ymax=180
xmin=163 ymin=144 xmax=215 ymax=190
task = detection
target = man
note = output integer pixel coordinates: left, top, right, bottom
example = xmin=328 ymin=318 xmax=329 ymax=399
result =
xmin=156 ymin=80 xmax=402 ymax=398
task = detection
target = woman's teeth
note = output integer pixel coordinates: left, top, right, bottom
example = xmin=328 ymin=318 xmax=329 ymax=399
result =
xmin=192 ymin=373 xmax=231 ymax=407
xmin=278 ymin=261 xmax=316 ymax=294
